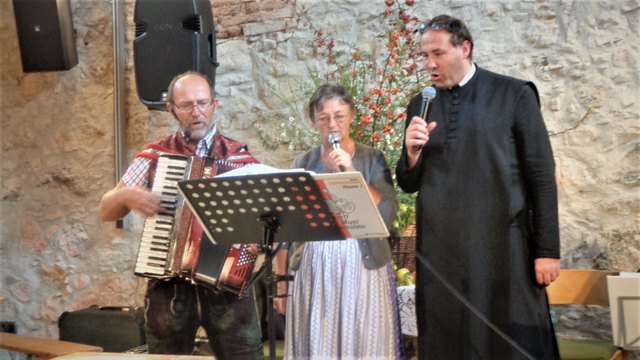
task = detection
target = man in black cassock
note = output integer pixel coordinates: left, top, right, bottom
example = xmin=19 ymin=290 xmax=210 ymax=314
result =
xmin=396 ymin=14 xmax=561 ymax=359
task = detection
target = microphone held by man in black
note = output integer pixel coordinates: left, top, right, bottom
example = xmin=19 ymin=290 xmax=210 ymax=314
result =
xmin=412 ymin=86 xmax=436 ymax=152
xmin=327 ymin=132 xmax=345 ymax=172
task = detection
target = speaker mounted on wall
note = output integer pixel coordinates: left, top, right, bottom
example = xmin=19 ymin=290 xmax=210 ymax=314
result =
xmin=134 ymin=0 xmax=219 ymax=110
xmin=12 ymin=0 xmax=78 ymax=72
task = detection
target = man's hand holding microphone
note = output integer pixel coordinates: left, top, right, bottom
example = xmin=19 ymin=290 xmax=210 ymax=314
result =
xmin=406 ymin=87 xmax=437 ymax=168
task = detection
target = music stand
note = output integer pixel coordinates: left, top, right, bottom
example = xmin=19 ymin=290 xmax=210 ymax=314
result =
xmin=178 ymin=171 xmax=349 ymax=359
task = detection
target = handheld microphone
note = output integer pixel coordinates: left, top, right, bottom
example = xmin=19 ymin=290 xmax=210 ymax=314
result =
xmin=412 ymin=86 xmax=437 ymax=152
xmin=328 ymin=132 xmax=341 ymax=150
xmin=327 ymin=132 xmax=345 ymax=172
xmin=183 ymin=129 xmax=192 ymax=141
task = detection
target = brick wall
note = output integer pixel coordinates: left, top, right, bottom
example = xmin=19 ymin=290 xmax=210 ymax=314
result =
xmin=212 ymin=0 xmax=297 ymax=38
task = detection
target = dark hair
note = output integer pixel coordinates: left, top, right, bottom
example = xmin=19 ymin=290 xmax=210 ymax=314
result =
xmin=421 ymin=14 xmax=474 ymax=59
xmin=166 ymin=71 xmax=215 ymax=103
xmin=308 ymin=84 xmax=356 ymax=122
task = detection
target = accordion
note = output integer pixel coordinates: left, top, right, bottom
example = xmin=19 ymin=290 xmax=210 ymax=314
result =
xmin=134 ymin=154 xmax=264 ymax=296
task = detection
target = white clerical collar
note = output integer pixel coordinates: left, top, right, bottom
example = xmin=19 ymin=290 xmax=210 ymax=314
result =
xmin=459 ymin=63 xmax=476 ymax=87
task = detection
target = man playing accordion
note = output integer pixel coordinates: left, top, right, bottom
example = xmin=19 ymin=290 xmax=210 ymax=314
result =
xmin=99 ymin=71 xmax=264 ymax=359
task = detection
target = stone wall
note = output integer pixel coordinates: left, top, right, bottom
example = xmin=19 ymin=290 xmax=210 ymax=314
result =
xmin=0 ymin=0 xmax=638 ymax=345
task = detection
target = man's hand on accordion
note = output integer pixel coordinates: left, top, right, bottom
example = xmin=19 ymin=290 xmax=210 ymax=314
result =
xmin=124 ymin=186 xmax=166 ymax=217
xmin=100 ymin=182 xmax=166 ymax=221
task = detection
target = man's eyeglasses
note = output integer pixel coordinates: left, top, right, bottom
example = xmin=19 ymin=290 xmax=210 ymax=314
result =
xmin=315 ymin=114 xmax=349 ymax=125
xmin=172 ymin=99 xmax=213 ymax=113
xmin=417 ymin=21 xmax=455 ymax=34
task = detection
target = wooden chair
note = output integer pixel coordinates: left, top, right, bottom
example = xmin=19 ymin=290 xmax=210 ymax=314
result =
xmin=547 ymin=269 xmax=633 ymax=360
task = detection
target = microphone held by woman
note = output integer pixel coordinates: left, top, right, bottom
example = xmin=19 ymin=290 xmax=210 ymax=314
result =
xmin=328 ymin=132 xmax=345 ymax=171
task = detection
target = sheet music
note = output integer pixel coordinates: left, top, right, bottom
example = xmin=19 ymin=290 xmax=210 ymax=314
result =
xmin=313 ymin=171 xmax=389 ymax=239
xmin=215 ymin=163 xmax=304 ymax=177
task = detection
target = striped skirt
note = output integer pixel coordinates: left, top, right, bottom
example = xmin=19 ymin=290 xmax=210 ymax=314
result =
xmin=284 ymin=240 xmax=403 ymax=360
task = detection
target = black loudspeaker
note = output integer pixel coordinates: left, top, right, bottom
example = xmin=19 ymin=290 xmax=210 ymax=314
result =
xmin=58 ymin=306 xmax=146 ymax=352
xmin=134 ymin=0 xmax=219 ymax=110
xmin=12 ymin=0 xmax=78 ymax=72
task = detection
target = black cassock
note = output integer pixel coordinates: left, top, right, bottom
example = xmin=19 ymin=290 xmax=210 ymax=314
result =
xmin=397 ymin=66 xmax=560 ymax=360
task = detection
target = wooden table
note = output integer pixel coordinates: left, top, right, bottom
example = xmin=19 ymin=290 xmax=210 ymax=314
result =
xmin=53 ymin=352 xmax=216 ymax=359
xmin=0 ymin=332 xmax=102 ymax=359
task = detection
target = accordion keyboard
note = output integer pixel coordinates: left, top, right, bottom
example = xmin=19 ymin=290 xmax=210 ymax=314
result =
xmin=134 ymin=156 xmax=188 ymax=277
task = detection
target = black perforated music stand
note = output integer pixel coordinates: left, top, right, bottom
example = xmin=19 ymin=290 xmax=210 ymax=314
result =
xmin=178 ymin=171 xmax=348 ymax=246
xmin=177 ymin=171 xmax=349 ymax=359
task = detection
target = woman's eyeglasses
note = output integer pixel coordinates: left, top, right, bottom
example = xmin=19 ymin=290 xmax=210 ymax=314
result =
xmin=315 ymin=114 xmax=349 ymax=125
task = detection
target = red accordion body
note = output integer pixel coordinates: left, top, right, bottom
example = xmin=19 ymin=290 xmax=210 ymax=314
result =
xmin=134 ymin=154 xmax=263 ymax=296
